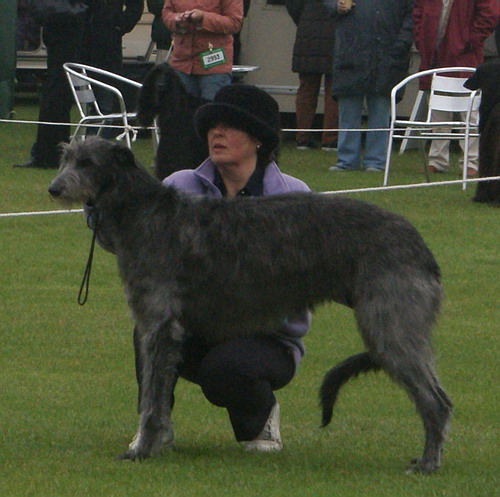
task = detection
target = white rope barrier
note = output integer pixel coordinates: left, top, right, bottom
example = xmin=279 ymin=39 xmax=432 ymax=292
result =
xmin=0 ymin=118 xmax=401 ymax=134
xmin=282 ymin=127 xmax=390 ymax=133
xmin=0 ymin=117 xmax=157 ymax=132
xmin=116 ymin=125 xmax=138 ymax=142
xmin=1 ymin=116 xmax=498 ymax=219
xmin=2 ymin=177 xmax=499 ymax=219
xmin=0 ymin=117 xmax=472 ymax=135
xmin=0 ymin=209 xmax=83 ymax=219
xmin=281 ymin=127 xmax=471 ymax=133
xmin=321 ymin=175 xmax=500 ymax=195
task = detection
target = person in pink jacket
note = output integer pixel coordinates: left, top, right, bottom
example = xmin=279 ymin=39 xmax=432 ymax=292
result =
xmin=162 ymin=0 xmax=243 ymax=100
xmin=413 ymin=0 xmax=499 ymax=176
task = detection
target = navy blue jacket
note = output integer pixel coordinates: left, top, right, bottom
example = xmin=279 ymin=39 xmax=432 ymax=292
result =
xmin=323 ymin=0 xmax=413 ymax=97
xmin=287 ymin=0 xmax=336 ymax=75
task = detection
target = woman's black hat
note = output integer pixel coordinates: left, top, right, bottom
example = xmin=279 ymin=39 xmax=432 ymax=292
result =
xmin=194 ymin=84 xmax=281 ymax=155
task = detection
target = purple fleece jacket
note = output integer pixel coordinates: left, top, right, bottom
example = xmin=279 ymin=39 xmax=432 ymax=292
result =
xmin=164 ymin=158 xmax=312 ymax=371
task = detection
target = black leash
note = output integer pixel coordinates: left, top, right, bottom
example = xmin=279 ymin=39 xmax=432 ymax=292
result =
xmin=78 ymin=215 xmax=99 ymax=306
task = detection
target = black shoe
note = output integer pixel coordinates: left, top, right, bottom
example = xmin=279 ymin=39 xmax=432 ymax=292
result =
xmin=13 ymin=160 xmax=56 ymax=169
xmin=296 ymin=141 xmax=317 ymax=150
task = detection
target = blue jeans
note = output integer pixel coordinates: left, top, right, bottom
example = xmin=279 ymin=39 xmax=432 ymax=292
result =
xmin=336 ymin=94 xmax=390 ymax=170
xmin=174 ymin=70 xmax=232 ymax=101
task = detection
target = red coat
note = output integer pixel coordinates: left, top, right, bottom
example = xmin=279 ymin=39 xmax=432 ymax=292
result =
xmin=163 ymin=0 xmax=243 ymax=75
xmin=413 ymin=0 xmax=499 ymax=89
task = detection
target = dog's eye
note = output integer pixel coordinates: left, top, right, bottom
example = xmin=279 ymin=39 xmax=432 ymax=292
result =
xmin=79 ymin=158 xmax=94 ymax=168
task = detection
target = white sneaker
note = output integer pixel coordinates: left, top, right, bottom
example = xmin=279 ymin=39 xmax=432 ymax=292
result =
xmin=241 ymin=402 xmax=283 ymax=452
xmin=321 ymin=143 xmax=337 ymax=152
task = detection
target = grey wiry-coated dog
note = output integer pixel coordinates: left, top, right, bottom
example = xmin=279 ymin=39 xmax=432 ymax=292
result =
xmin=48 ymin=137 xmax=452 ymax=473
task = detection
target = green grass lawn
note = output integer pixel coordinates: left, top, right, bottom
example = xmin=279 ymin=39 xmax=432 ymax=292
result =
xmin=1 ymin=97 xmax=498 ymax=497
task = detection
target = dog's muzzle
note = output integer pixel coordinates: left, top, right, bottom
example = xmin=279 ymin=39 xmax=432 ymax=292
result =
xmin=48 ymin=183 xmax=63 ymax=198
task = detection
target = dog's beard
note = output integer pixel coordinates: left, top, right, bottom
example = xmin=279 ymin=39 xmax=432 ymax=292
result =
xmin=50 ymin=196 xmax=84 ymax=208
xmin=48 ymin=168 xmax=95 ymax=207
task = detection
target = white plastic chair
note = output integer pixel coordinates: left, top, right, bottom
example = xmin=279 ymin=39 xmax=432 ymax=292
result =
xmin=63 ymin=62 xmax=151 ymax=148
xmin=384 ymin=67 xmax=481 ymax=188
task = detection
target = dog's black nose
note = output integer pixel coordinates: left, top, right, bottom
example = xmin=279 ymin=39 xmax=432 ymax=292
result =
xmin=48 ymin=185 xmax=61 ymax=197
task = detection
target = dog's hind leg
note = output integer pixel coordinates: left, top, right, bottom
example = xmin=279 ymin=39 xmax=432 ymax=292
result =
xmin=378 ymin=353 xmax=453 ymax=474
xmin=120 ymin=318 xmax=184 ymax=460
xmin=354 ymin=273 xmax=452 ymax=473
xmin=386 ymin=360 xmax=452 ymax=474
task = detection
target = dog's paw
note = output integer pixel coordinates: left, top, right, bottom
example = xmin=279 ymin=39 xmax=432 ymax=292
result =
xmin=117 ymin=431 xmax=153 ymax=461
xmin=118 ymin=425 xmax=175 ymax=461
xmin=117 ymin=448 xmax=150 ymax=462
xmin=156 ymin=425 xmax=175 ymax=453
xmin=405 ymin=457 xmax=441 ymax=475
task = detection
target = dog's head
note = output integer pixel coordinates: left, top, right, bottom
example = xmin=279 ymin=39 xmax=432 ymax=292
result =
xmin=464 ymin=61 xmax=500 ymax=132
xmin=48 ymin=137 xmax=139 ymax=206
xmin=464 ymin=61 xmax=500 ymax=95
xmin=137 ymin=63 xmax=186 ymax=125
xmin=137 ymin=63 xmax=207 ymax=126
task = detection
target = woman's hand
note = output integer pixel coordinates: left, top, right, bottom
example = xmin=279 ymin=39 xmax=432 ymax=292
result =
xmin=185 ymin=9 xmax=204 ymax=23
xmin=177 ymin=9 xmax=204 ymax=25
xmin=174 ymin=9 xmax=203 ymax=32
xmin=337 ymin=0 xmax=354 ymax=14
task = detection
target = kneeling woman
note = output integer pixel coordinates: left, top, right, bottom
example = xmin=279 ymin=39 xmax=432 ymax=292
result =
xmin=163 ymin=84 xmax=312 ymax=451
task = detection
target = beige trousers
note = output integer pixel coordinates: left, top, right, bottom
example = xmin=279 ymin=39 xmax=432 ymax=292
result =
xmin=428 ymin=109 xmax=479 ymax=172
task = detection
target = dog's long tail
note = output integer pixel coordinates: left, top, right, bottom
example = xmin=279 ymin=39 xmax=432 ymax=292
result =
xmin=320 ymin=352 xmax=381 ymax=427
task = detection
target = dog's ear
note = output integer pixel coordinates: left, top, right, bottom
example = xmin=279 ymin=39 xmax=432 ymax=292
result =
xmin=111 ymin=143 xmax=139 ymax=169
xmin=58 ymin=142 xmax=72 ymax=166
xmin=137 ymin=64 xmax=167 ymax=125
xmin=463 ymin=72 xmax=479 ymax=91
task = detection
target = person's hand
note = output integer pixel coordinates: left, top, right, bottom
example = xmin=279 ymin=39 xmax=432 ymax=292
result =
xmin=337 ymin=0 xmax=354 ymax=14
xmin=175 ymin=10 xmax=203 ymax=32
xmin=185 ymin=9 xmax=204 ymax=23
xmin=174 ymin=12 xmax=187 ymax=30
xmin=180 ymin=9 xmax=204 ymax=24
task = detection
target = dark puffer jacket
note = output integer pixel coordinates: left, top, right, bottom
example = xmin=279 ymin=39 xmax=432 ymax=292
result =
xmin=287 ymin=0 xmax=336 ymax=75
xmin=323 ymin=0 xmax=413 ymax=97
xmin=89 ymin=0 xmax=143 ymax=35
xmin=83 ymin=0 xmax=143 ymax=73
xmin=147 ymin=0 xmax=172 ymax=50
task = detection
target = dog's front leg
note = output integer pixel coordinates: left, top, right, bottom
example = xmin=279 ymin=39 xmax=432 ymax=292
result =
xmin=120 ymin=318 xmax=184 ymax=461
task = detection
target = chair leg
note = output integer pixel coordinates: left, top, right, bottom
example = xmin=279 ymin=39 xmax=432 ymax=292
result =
xmin=462 ymin=131 xmax=469 ymax=190
xmin=418 ymin=137 xmax=430 ymax=183
xmin=153 ymin=118 xmax=160 ymax=151
xmin=399 ymin=91 xmax=425 ymax=155
xmin=71 ymin=124 xmax=84 ymax=143
xmin=383 ymin=130 xmax=394 ymax=186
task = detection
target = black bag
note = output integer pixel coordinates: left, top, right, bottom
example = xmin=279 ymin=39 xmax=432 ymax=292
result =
xmin=27 ymin=0 xmax=88 ymax=26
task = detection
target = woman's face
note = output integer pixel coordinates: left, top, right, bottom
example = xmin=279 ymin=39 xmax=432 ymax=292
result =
xmin=207 ymin=124 xmax=261 ymax=167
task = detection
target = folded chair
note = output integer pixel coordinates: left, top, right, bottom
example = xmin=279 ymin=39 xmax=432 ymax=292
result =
xmin=384 ymin=67 xmax=481 ymax=188
xmin=63 ymin=62 xmax=154 ymax=149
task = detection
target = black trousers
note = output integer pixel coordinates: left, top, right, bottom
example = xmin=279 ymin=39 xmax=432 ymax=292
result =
xmin=31 ymin=22 xmax=83 ymax=166
xmin=82 ymin=15 xmax=124 ymax=139
xmin=134 ymin=330 xmax=295 ymax=442
xmin=496 ymin=23 xmax=500 ymax=58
